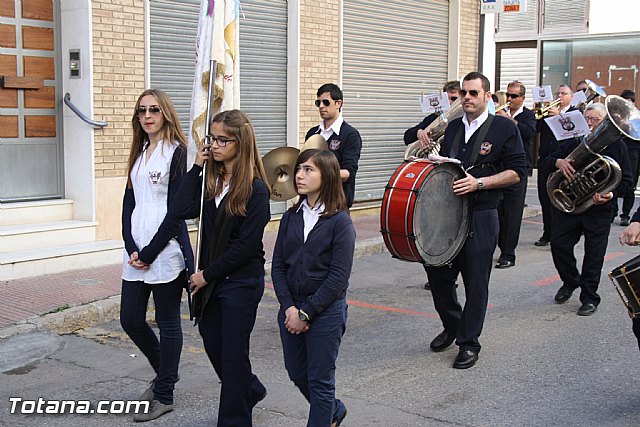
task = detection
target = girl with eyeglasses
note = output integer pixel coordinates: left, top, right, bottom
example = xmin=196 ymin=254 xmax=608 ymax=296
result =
xmin=120 ymin=89 xmax=194 ymax=421
xmin=272 ymin=149 xmax=355 ymax=427
xmin=173 ymin=109 xmax=271 ymax=426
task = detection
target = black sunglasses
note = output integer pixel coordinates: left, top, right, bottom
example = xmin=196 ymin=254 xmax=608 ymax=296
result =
xmin=459 ymin=89 xmax=482 ymax=98
xmin=506 ymin=93 xmax=521 ymax=99
xmin=315 ymin=99 xmax=334 ymax=107
xmin=137 ymin=106 xmax=162 ymax=115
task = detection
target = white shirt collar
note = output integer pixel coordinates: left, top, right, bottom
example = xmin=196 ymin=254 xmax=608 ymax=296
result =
xmin=462 ymin=108 xmax=489 ymax=129
xmin=318 ymin=113 xmax=344 ymax=137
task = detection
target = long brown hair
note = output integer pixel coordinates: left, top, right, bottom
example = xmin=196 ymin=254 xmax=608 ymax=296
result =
xmin=292 ymin=149 xmax=347 ymax=216
xmin=204 ymin=109 xmax=268 ymax=216
xmin=126 ymin=89 xmax=187 ymax=188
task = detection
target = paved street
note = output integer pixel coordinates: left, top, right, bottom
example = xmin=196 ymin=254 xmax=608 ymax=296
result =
xmin=3 ymin=204 xmax=640 ymax=426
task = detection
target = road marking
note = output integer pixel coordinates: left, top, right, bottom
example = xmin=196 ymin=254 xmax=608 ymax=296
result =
xmin=266 ymin=281 xmax=494 ymax=318
xmin=530 ymin=251 xmax=627 ymax=287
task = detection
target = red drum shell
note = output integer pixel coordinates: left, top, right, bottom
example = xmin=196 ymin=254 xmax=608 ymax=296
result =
xmin=609 ymin=254 xmax=640 ymax=319
xmin=380 ymin=160 xmax=471 ymax=267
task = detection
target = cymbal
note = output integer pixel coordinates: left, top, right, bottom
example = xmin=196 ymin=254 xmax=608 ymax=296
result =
xmin=301 ymin=134 xmax=328 ymax=152
xmin=262 ymin=147 xmax=300 ymax=201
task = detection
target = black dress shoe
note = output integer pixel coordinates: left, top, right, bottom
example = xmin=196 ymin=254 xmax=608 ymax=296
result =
xmin=554 ymin=286 xmax=575 ymax=304
xmin=534 ymin=237 xmax=550 ymax=247
xmin=577 ymin=302 xmax=598 ymax=316
xmin=453 ymin=349 xmax=478 ymax=369
xmin=430 ymin=330 xmax=455 ymax=352
xmin=495 ymin=259 xmax=515 ymax=269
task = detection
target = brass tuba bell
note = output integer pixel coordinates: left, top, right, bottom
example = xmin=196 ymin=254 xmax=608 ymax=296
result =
xmin=404 ymin=98 xmax=464 ymax=160
xmin=546 ymin=95 xmax=640 ymax=214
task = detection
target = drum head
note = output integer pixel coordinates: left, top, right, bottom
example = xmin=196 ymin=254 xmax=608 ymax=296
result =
xmin=413 ymin=163 xmax=470 ymax=266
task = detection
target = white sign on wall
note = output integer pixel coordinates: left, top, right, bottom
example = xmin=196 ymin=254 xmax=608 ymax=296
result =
xmin=481 ymin=0 xmax=526 ymax=15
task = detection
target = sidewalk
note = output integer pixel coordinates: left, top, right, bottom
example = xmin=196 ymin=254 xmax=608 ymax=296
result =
xmin=0 ymin=200 xmax=542 ymax=339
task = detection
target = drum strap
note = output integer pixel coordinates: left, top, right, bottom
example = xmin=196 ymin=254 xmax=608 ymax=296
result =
xmin=450 ymin=114 xmax=494 ymax=167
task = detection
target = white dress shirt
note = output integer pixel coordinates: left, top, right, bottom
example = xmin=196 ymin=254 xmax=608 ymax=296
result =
xmin=297 ymin=198 xmax=325 ymax=242
xmin=462 ymin=108 xmax=490 ymax=143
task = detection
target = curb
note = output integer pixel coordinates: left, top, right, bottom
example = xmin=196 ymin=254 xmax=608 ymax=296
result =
xmin=0 ymin=206 xmax=541 ymax=339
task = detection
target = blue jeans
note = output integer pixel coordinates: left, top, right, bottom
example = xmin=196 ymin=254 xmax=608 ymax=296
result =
xmin=120 ymin=271 xmax=185 ymax=405
xmin=279 ymin=298 xmax=348 ymax=427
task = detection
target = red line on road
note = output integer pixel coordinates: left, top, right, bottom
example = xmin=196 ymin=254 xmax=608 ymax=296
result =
xmin=267 ymin=280 xmax=496 ymax=318
xmin=530 ymin=252 xmax=627 ymax=287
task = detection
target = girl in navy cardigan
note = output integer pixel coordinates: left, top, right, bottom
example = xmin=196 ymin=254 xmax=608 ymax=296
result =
xmin=173 ymin=110 xmax=270 ymax=427
xmin=272 ymin=149 xmax=356 ymax=427
xmin=120 ymin=89 xmax=194 ymax=421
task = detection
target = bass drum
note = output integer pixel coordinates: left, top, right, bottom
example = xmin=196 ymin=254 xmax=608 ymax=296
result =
xmin=609 ymin=254 xmax=640 ymax=319
xmin=380 ymin=160 xmax=471 ymax=267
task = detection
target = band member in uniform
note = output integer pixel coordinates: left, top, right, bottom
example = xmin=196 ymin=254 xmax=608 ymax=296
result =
xmin=423 ymin=71 xmax=526 ymax=369
xmin=305 ymin=83 xmax=362 ymax=207
xmin=535 ymin=84 xmax=575 ymax=247
xmin=272 ymin=149 xmax=355 ymax=427
xmin=618 ymin=206 xmax=640 ymax=350
xmin=613 ymin=90 xmax=638 ymax=226
xmin=404 ymin=81 xmax=461 ymax=147
xmin=121 ymin=89 xmax=194 ymax=422
xmin=173 ymin=110 xmax=270 ymax=426
xmin=546 ymin=103 xmax=632 ymax=316
xmin=404 ymin=81 xmax=461 ymax=289
xmin=494 ymin=81 xmax=537 ymax=268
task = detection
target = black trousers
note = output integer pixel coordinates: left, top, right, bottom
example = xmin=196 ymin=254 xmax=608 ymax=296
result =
xmin=120 ymin=271 xmax=185 ymax=405
xmin=550 ymin=209 xmax=612 ymax=305
xmin=425 ymin=209 xmax=499 ymax=353
xmin=622 ymin=149 xmax=640 ymax=217
xmin=537 ymin=166 xmax=555 ymax=240
xmin=199 ymin=276 xmax=266 ymax=427
xmin=498 ymin=176 xmax=528 ymax=262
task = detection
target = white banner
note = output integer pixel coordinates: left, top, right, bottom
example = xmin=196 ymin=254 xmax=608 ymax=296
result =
xmin=188 ymin=0 xmax=240 ymax=166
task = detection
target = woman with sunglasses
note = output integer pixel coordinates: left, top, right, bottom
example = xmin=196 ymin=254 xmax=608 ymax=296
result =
xmin=272 ymin=149 xmax=355 ymax=427
xmin=173 ymin=109 xmax=270 ymax=426
xmin=120 ymin=89 xmax=194 ymax=421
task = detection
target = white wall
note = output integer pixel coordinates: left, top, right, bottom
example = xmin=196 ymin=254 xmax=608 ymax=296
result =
xmin=60 ymin=0 xmax=96 ymax=221
xmin=589 ymin=0 xmax=640 ymax=34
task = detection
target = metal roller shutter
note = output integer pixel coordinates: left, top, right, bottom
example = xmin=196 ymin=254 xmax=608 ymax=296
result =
xmin=343 ymin=0 xmax=449 ymax=202
xmin=542 ymin=0 xmax=586 ymax=31
xmin=496 ymin=2 xmax=538 ymax=36
xmin=498 ymin=47 xmax=538 ymax=109
xmin=150 ymin=0 xmax=201 ymax=133
xmin=149 ymin=0 xmax=288 ymax=214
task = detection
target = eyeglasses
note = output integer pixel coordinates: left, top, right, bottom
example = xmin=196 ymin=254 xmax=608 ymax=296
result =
xmin=137 ymin=106 xmax=162 ymax=115
xmin=207 ymin=135 xmax=236 ymax=147
xmin=459 ymin=89 xmax=482 ymax=98
xmin=315 ymin=99 xmax=334 ymax=107
xmin=506 ymin=93 xmax=521 ymax=99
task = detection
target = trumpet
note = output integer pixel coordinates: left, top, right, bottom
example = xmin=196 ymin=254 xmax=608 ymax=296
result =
xmin=534 ymin=98 xmax=562 ymax=119
xmin=495 ymin=101 xmax=511 ymax=113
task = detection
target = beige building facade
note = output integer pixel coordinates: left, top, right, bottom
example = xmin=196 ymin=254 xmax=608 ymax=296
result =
xmin=0 ymin=0 xmax=481 ymax=279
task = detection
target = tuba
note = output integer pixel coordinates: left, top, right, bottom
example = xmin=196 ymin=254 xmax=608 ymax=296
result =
xmin=404 ymin=98 xmax=464 ymax=160
xmin=547 ymin=95 xmax=640 ymax=214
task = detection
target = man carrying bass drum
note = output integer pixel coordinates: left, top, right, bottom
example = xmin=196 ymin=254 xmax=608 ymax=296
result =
xmin=422 ymin=72 xmax=526 ymax=369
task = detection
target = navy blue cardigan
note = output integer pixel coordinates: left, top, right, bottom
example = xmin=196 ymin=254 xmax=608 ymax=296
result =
xmin=271 ymin=207 xmax=356 ymax=319
xmin=121 ymin=144 xmax=195 ymax=277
